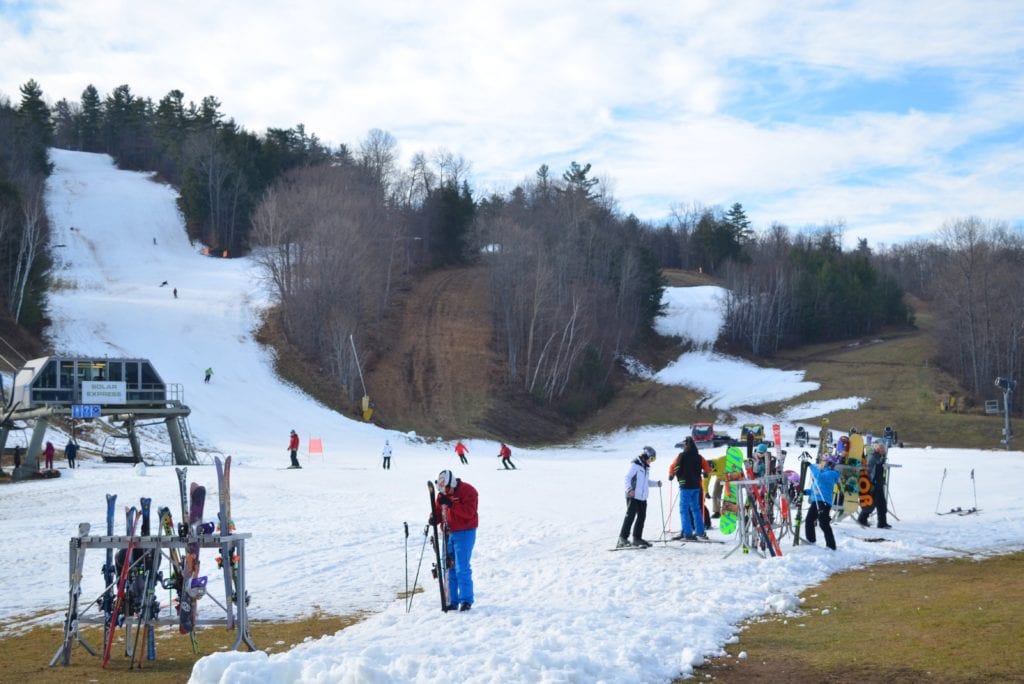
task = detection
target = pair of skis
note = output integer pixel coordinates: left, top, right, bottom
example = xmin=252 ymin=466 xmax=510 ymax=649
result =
xmin=176 ymin=467 xmax=207 ymax=653
xmin=935 ymin=468 xmax=981 ymax=516
xmin=427 ymin=481 xmax=451 ymax=612
xmin=743 ymin=433 xmax=783 ymax=557
xmin=129 ymin=498 xmax=161 ymax=669
xmin=102 ymin=507 xmax=141 ymax=668
xmin=215 ymin=456 xmax=238 ymax=630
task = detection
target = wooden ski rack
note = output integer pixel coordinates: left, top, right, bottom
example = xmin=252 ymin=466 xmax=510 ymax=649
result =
xmin=50 ymin=528 xmax=255 ymax=667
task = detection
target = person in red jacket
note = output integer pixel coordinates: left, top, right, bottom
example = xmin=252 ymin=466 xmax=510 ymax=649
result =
xmin=454 ymin=440 xmax=469 ymax=465
xmin=498 ymin=442 xmax=516 ymax=469
xmin=434 ymin=469 xmax=479 ymax=611
xmin=44 ymin=440 xmax=55 ymax=470
xmin=287 ymin=430 xmax=301 ymax=468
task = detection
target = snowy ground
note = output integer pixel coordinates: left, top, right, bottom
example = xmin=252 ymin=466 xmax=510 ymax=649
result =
xmin=0 ymin=149 xmax=1020 ymax=683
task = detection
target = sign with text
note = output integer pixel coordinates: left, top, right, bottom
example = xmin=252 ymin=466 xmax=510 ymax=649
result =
xmin=81 ymin=381 xmax=126 ymax=405
xmin=71 ymin=404 xmax=101 ymax=419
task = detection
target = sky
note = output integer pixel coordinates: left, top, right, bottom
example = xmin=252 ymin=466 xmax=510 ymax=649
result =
xmin=0 ymin=148 xmax=1021 ymax=683
xmin=3 ymin=1 xmax=1024 ymax=246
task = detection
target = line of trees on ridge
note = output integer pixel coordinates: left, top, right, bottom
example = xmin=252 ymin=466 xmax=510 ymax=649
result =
xmin=2 ymin=79 xmax=1021 ymax=415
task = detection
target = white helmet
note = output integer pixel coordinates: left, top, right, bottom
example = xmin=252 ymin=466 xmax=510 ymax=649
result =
xmin=437 ymin=469 xmax=454 ymax=489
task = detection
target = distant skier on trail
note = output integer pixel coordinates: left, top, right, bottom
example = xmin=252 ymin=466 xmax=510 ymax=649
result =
xmin=287 ymin=429 xmax=301 ymax=469
xmin=498 ymin=442 xmax=515 ymax=469
xmin=616 ymin=446 xmax=662 ymax=548
xmin=432 ymin=469 xmax=478 ymax=611
xmin=204 ymin=367 xmax=213 ymax=384
xmin=455 ymin=440 xmax=469 ymax=465
xmin=382 ymin=439 xmax=392 ymax=470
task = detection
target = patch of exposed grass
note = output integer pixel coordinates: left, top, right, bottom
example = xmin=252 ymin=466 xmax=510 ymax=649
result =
xmin=696 ymin=552 xmax=1024 ymax=683
xmin=2 ymin=608 xmax=362 ymax=683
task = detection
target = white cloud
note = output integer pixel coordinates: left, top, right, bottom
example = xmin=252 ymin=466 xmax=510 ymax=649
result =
xmin=2 ymin=0 xmax=1023 ymax=242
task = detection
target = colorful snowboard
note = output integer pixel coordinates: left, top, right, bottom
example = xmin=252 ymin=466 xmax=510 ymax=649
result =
xmin=718 ymin=446 xmax=745 ymax=535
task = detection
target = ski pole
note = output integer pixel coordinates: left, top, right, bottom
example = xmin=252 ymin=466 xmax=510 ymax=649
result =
xmin=403 ymin=522 xmax=409 ymax=611
xmin=658 ymin=485 xmax=667 ymax=545
xmin=663 ymin=486 xmax=677 ymax=536
xmin=971 ymin=468 xmax=977 ymax=511
xmin=408 ymin=525 xmax=429 ymax=613
xmin=935 ymin=468 xmax=946 ymax=514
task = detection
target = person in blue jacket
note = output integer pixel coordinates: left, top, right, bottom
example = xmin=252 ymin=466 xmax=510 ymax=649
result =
xmin=805 ymin=454 xmax=842 ymax=550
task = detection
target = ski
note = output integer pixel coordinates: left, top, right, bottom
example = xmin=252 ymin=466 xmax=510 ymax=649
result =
xmin=102 ymin=507 xmax=140 ymax=668
xmin=101 ymin=494 xmax=117 ymax=646
xmin=180 ymin=483 xmax=206 ymax=646
xmin=792 ymin=456 xmax=811 ymax=546
xmin=58 ymin=522 xmax=91 ymax=665
xmin=130 ymin=497 xmax=162 ymax=668
xmin=744 ymin=434 xmax=782 ymax=557
xmin=157 ymin=506 xmax=184 ymax=637
xmin=427 ymin=481 xmax=449 ymax=612
xmin=215 ymin=456 xmax=235 ymax=630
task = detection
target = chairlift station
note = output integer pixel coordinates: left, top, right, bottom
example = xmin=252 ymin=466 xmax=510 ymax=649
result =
xmin=3 ymin=356 xmax=199 ymax=477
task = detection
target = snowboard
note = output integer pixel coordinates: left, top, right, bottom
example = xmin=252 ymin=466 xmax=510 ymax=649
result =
xmin=718 ymin=446 xmax=745 ymax=535
xmin=841 ymin=453 xmax=861 ymax=515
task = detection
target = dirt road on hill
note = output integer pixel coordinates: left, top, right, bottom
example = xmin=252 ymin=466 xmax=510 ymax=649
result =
xmin=365 ymin=265 xmax=500 ymax=439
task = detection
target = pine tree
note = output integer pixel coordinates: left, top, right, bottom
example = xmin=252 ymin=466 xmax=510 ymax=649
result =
xmin=16 ymin=79 xmax=53 ymax=174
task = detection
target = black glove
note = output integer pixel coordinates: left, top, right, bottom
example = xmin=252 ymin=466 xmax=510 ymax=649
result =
xmin=438 ymin=494 xmax=452 ymax=506
xmin=428 ymin=513 xmax=437 ymax=526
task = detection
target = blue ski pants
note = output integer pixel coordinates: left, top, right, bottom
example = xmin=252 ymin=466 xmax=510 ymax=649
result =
xmin=446 ymin=528 xmax=476 ymax=608
xmin=680 ymin=488 xmax=705 ymax=536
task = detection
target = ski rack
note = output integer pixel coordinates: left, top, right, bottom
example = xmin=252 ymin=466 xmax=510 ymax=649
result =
xmin=723 ymin=477 xmax=785 ymax=559
xmin=50 ymin=528 xmax=255 ymax=667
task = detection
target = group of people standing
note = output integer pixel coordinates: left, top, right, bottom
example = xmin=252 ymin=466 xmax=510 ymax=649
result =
xmin=615 ymin=428 xmax=893 ymax=551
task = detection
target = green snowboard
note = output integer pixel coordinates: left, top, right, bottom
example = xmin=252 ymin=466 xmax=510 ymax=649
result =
xmin=718 ymin=446 xmax=745 ymax=535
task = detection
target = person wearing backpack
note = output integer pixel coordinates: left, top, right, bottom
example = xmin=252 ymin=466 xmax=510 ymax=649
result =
xmin=668 ymin=437 xmax=709 ymax=540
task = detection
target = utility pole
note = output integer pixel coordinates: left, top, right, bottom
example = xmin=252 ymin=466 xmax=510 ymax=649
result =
xmin=995 ymin=377 xmax=1016 ymax=450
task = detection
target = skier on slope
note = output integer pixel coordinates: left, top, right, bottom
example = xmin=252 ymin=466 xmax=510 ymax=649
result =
xmin=498 ymin=442 xmax=515 ymax=469
xmin=287 ymin=429 xmax=301 ymax=468
xmin=382 ymin=439 xmax=392 ymax=470
xmin=668 ymin=437 xmax=708 ymax=541
xmin=432 ymin=469 xmax=479 ymax=611
xmin=805 ymin=454 xmax=842 ymax=550
xmin=44 ymin=441 xmax=55 ymax=470
xmin=454 ymin=440 xmax=469 ymax=465
xmin=616 ymin=446 xmax=662 ymax=548
xmin=857 ymin=443 xmax=892 ymax=529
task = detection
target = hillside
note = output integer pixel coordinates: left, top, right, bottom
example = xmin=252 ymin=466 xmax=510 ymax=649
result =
xmin=354 ymin=268 xmax=1017 ymax=450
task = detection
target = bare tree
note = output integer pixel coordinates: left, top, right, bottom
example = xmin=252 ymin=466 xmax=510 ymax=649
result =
xmin=10 ymin=181 xmax=45 ymax=323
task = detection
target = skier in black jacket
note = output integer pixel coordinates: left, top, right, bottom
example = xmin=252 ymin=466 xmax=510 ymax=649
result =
xmin=857 ymin=443 xmax=891 ymax=528
xmin=669 ymin=437 xmax=708 ymax=540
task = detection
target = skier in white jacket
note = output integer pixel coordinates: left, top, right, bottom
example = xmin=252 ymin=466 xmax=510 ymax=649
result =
xmin=616 ymin=446 xmax=662 ymax=548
